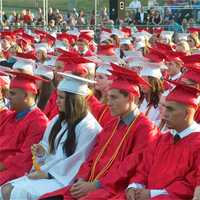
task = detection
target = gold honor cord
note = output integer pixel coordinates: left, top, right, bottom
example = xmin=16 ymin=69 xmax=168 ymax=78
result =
xmin=89 ymin=113 xmax=141 ymax=181
xmin=32 ymin=155 xmax=41 ymax=171
xmin=98 ymin=106 xmax=108 ymax=124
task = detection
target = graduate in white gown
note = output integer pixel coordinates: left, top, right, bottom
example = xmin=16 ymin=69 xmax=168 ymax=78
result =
xmin=139 ymin=61 xmax=164 ymax=127
xmin=0 ymin=73 xmax=102 ymax=200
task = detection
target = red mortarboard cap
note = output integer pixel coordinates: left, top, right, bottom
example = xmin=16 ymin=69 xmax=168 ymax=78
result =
xmin=153 ymin=27 xmax=164 ymax=35
xmin=101 ymin=28 xmax=112 ymax=33
xmin=144 ymin=48 xmax=166 ymax=63
xmin=181 ymin=54 xmax=200 ymax=64
xmin=109 ymin=63 xmax=150 ymax=96
xmin=181 ymin=63 xmax=200 ymax=84
xmin=0 ymin=31 xmax=15 ymax=40
xmin=166 ymin=80 xmax=200 ymax=108
xmin=56 ymin=55 xmax=89 ymax=77
xmin=46 ymin=33 xmax=56 ymax=45
xmin=16 ymin=52 xmax=36 ymax=61
xmin=21 ymin=32 xmax=35 ymax=44
xmin=155 ymin=42 xmax=174 ymax=52
xmin=8 ymin=71 xmax=46 ymax=94
xmin=120 ymin=27 xmax=132 ymax=37
xmin=13 ymin=28 xmax=24 ymax=36
xmin=97 ymin=44 xmax=116 ymax=56
xmin=165 ymin=51 xmax=185 ymax=63
xmin=33 ymin=29 xmax=46 ymax=36
xmin=188 ymin=27 xmax=200 ymax=33
xmin=56 ymin=33 xmax=76 ymax=44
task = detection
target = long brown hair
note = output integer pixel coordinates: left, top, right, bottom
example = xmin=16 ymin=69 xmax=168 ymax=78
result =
xmin=37 ymin=81 xmax=55 ymax=110
xmin=48 ymin=91 xmax=87 ymax=156
xmin=139 ymin=76 xmax=164 ymax=108
xmin=148 ymin=76 xmax=164 ymax=108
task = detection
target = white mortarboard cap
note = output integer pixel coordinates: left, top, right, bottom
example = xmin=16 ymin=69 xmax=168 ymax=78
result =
xmin=111 ymin=29 xmax=124 ymax=38
xmin=96 ymin=64 xmax=112 ymax=76
xmin=124 ymin=50 xmax=143 ymax=58
xmin=120 ymin=38 xmax=131 ymax=46
xmin=67 ymin=29 xmax=80 ymax=36
xmin=35 ymin=43 xmax=48 ymax=53
xmin=100 ymin=32 xmax=112 ymax=43
xmin=80 ymin=29 xmax=94 ymax=35
xmin=12 ymin=60 xmax=34 ymax=75
xmin=135 ymin=41 xmax=146 ymax=50
xmin=34 ymin=64 xmax=54 ymax=80
xmin=98 ymin=55 xmax=119 ymax=64
xmin=160 ymin=31 xmax=174 ymax=40
xmin=57 ymin=72 xmax=95 ymax=96
xmin=54 ymin=40 xmax=68 ymax=51
xmin=133 ymin=31 xmax=152 ymax=40
xmin=177 ymin=33 xmax=189 ymax=41
xmin=140 ymin=62 xmax=163 ymax=79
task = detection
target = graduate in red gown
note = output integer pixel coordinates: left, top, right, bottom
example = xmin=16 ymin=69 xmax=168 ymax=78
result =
xmin=0 ymin=71 xmax=48 ymax=185
xmin=0 ymin=71 xmax=11 ymax=121
xmin=86 ymin=64 xmax=115 ymax=127
xmin=40 ymin=64 xmax=160 ymax=200
xmin=107 ymin=80 xmax=200 ymax=200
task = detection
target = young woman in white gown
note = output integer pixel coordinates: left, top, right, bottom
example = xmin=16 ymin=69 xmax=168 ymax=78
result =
xmin=0 ymin=73 xmax=102 ymax=200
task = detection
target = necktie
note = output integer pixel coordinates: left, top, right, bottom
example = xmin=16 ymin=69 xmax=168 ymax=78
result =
xmin=174 ymin=134 xmax=181 ymax=144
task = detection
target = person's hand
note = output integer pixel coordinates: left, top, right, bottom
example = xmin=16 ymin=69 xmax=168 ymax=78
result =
xmin=0 ymin=162 xmax=6 ymax=172
xmin=193 ymin=186 xmax=200 ymax=200
xmin=135 ymin=189 xmax=150 ymax=200
xmin=70 ymin=180 xmax=97 ymax=199
xmin=126 ymin=188 xmax=136 ymax=200
xmin=28 ymin=171 xmax=48 ymax=180
xmin=31 ymin=144 xmax=45 ymax=157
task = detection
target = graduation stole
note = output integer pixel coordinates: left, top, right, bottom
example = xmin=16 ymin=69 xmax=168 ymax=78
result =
xmin=89 ymin=113 xmax=141 ymax=181
xmin=32 ymin=155 xmax=41 ymax=171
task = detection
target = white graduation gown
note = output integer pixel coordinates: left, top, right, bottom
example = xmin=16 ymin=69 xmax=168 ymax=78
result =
xmin=3 ymin=112 xmax=102 ymax=200
xmin=139 ymin=98 xmax=160 ymax=126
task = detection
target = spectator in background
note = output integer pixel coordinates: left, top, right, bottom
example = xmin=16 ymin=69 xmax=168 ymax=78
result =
xmin=8 ymin=11 xmax=17 ymax=26
xmin=181 ymin=18 xmax=189 ymax=32
xmin=48 ymin=19 xmax=57 ymax=32
xmin=77 ymin=10 xmax=86 ymax=27
xmin=90 ymin=10 xmax=95 ymax=27
xmin=35 ymin=8 xmax=44 ymax=26
xmin=135 ymin=7 xmax=148 ymax=25
xmin=23 ymin=9 xmax=33 ymax=26
xmin=167 ymin=16 xmax=182 ymax=32
xmin=152 ymin=10 xmax=162 ymax=25
xmin=48 ymin=7 xmax=56 ymax=22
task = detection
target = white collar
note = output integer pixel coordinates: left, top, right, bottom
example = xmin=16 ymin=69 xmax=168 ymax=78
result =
xmin=170 ymin=72 xmax=182 ymax=81
xmin=171 ymin=121 xmax=200 ymax=138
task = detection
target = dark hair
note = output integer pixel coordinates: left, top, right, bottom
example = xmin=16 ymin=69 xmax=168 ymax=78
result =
xmin=48 ymin=92 xmax=87 ymax=156
xmin=147 ymin=76 xmax=164 ymax=108
xmin=37 ymin=80 xmax=55 ymax=110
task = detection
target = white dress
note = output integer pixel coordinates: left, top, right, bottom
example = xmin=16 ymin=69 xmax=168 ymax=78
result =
xmin=1 ymin=112 xmax=102 ymax=200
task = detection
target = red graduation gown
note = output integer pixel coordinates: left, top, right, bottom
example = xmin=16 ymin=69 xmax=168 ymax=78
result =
xmin=87 ymin=95 xmax=116 ymax=127
xmin=40 ymin=113 xmax=160 ymax=200
xmin=0 ymin=107 xmax=48 ymax=185
xmin=43 ymin=89 xmax=58 ymax=120
xmin=0 ymin=108 xmax=11 ymax=124
xmin=194 ymin=106 xmax=200 ymax=123
xmin=106 ymin=131 xmax=200 ymax=200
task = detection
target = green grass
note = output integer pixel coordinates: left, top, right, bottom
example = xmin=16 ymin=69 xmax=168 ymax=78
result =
xmin=2 ymin=0 xmax=152 ymax=13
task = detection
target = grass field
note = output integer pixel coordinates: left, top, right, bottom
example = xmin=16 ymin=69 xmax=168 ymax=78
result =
xmin=2 ymin=0 xmax=151 ymax=13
